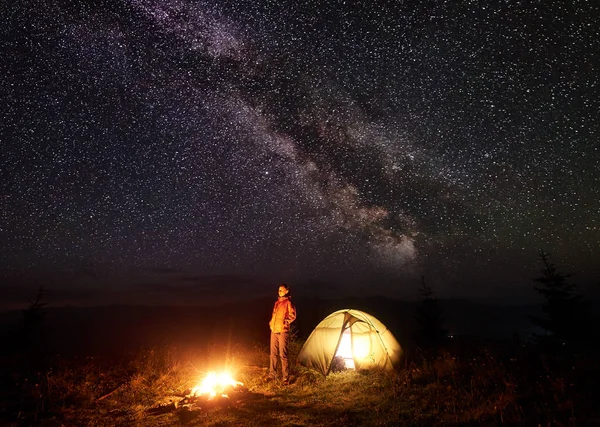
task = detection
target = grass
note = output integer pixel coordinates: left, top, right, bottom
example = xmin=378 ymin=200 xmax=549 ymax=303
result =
xmin=2 ymin=338 xmax=599 ymax=426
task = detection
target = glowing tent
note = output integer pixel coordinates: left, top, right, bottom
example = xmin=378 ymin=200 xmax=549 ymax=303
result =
xmin=297 ymin=309 xmax=403 ymax=376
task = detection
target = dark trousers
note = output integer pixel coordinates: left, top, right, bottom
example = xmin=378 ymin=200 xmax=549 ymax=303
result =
xmin=269 ymin=331 xmax=290 ymax=380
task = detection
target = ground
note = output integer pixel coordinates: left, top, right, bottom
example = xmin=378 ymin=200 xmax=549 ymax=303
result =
xmin=4 ymin=341 xmax=596 ymax=426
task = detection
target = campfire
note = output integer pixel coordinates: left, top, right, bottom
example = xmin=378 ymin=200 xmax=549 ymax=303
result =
xmin=190 ymin=371 xmax=244 ymax=399
xmin=146 ymin=369 xmax=259 ymax=417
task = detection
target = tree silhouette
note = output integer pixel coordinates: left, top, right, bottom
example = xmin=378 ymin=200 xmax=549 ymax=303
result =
xmin=530 ymin=250 xmax=586 ymax=346
xmin=22 ymin=286 xmax=47 ymax=327
xmin=413 ymin=275 xmax=447 ymax=352
xmin=18 ymin=286 xmax=49 ymax=372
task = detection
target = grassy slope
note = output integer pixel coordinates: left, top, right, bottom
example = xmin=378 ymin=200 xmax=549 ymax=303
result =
xmin=6 ymin=336 xmax=598 ymax=427
xmin=2 ymin=298 xmax=598 ymax=426
xmin=29 ymin=350 xmax=505 ymax=427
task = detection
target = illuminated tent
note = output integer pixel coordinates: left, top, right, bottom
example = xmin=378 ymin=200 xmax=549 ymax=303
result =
xmin=297 ymin=309 xmax=403 ymax=376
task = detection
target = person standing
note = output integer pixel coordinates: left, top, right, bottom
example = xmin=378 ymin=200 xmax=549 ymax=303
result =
xmin=269 ymin=284 xmax=296 ymax=384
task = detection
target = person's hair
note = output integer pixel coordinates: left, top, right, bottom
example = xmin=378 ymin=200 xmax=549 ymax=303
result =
xmin=279 ymin=283 xmax=290 ymax=292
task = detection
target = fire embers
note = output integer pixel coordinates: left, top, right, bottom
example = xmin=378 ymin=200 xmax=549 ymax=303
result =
xmin=191 ymin=371 xmax=244 ymax=399
xmin=146 ymin=371 xmax=262 ymax=417
xmin=177 ymin=370 xmax=254 ymax=409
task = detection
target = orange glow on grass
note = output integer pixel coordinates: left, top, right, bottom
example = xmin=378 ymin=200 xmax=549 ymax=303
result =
xmin=191 ymin=371 xmax=243 ymax=398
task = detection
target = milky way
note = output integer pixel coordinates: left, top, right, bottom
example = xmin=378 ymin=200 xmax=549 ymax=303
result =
xmin=1 ymin=0 xmax=598 ymax=302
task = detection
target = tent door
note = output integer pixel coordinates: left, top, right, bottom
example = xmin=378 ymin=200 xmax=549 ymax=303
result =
xmin=334 ymin=328 xmax=355 ymax=369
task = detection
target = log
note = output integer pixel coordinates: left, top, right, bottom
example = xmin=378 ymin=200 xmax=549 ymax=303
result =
xmin=96 ymin=383 xmax=127 ymax=402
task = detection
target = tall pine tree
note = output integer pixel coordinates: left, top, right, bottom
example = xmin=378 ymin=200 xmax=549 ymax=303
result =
xmin=15 ymin=286 xmax=49 ymax=374
xmin=531 ymin=250 xmax=586 ymax=346
xmin=413 ymin=275 xmax=447 ymax=352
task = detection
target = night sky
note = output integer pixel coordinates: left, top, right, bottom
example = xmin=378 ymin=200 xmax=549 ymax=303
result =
xmin=1 ymin=0 xmax=599 ymax=308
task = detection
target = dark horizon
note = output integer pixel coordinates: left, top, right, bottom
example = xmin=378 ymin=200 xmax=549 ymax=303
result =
xmin=3 ymin=268 xmax=599 ymax=314
xmin=0 ymin=286 xmax=552 ymax=350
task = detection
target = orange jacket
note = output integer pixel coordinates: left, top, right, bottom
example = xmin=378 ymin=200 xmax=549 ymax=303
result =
xmin=269 ymin=296 xmax=296 ymax=333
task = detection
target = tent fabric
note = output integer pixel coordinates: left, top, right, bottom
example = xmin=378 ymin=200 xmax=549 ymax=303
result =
xmin=297 ymin=309 xmax=403 ymax=376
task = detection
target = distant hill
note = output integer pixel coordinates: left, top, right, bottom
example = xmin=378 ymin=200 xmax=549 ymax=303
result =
xmin=295 ymin=296 xmax=543 ymax=344
xmin=0 ymin=296 xmax=545 ymax=358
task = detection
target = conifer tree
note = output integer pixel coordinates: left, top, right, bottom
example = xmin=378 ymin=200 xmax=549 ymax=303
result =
xmin=413 ymin=275 xmax=446 ymax=351
xmin=23 ymin=286 xmax=47 ymax=327
xmin=19 ymin=286 xmax=48 ymax=371
xmin=531 ymin=250 xmax=585 ymax=345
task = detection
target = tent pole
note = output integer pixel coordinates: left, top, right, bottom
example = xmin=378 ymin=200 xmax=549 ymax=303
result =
xmin=325 ymin=313 xmax=351 ymax=376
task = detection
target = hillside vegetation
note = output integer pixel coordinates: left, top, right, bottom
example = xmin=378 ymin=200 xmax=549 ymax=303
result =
xmin=3 ymin=338 xmax=599 ymax=426
xmin=1 ymin=305 xmax=599 ymax=426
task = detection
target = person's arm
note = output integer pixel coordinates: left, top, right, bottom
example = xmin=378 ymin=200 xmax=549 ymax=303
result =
xmin=286 ymin=301 xmax=297 ymax=325
xmin=269 ymin=303 xmax=276 ymax=330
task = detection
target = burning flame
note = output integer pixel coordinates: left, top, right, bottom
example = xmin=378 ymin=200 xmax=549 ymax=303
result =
xmin=191 ymin=371 xmax=243 ymax=398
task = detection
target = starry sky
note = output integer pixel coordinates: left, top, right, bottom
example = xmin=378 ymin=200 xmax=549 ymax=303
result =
xmin=1 ymin=0 xmax=599 ymax=307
